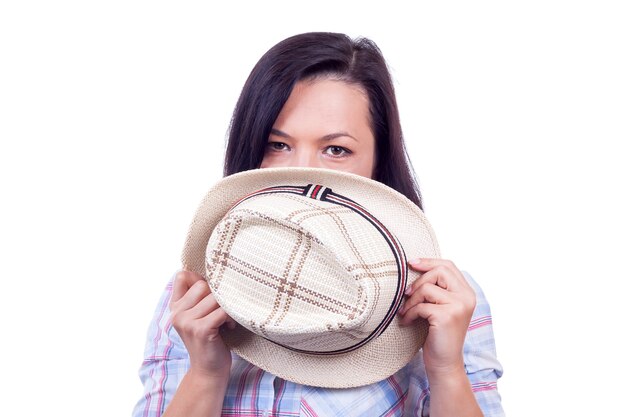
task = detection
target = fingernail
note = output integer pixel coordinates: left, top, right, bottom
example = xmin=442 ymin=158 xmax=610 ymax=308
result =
xmin=405 ymin=286 xmax=413 ymax=296
xmin=409 ymin=258 xmax=421 ymax=266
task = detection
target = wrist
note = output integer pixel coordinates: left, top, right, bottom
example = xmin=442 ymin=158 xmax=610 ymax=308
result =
xmin=163 ymin=368 xmax=230 ymax=417
xmin=425 ymin=362 xmax=467 ymax=387
xmin=425 ymin=362 xmax=482 ymax=417
xmin=186 ymin=367 xmax=230 ymax=391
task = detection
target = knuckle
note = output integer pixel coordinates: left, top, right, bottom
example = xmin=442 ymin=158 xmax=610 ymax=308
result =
xmin=172 ymin=319 xmax=189 ymax=335
xmin=433 ymin=265 xmax=448 ymax=275
xmin=459 ymin=304 xmax=474 ymax=319
xmin=193 ymin=279 xmax=210 ymax=292
xmin=188 ymin=281 xmax=210 ymax=298
xmin=467 ymin=290 xmax=477 ymax=305
xmin=175 ymin=270 xmax=193 ymax=282
xmin=467 ymin=297 xmax=477 ymax=313
xmin=169 ymin=310 xmax=178 ymax=324
xmin=444 ymin=259 xmax=457 ymax=269
xmin=169 ymin=310 xmax=184 ymax=327
xmin=439 ymin=258 xmax=452 ymax=267
xmin=462 ymin=290 xmax=477 ymax=311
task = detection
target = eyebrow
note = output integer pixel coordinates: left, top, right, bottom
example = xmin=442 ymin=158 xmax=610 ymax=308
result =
xmin=270 ymin=128 xmax=358 ymax=142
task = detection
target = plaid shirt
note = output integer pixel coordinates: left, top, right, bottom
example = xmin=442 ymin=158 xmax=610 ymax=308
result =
xmin=133 ymin=272 xmax=504 ymax=417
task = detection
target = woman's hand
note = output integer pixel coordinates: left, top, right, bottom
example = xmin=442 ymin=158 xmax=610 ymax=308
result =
xmin=169 ymin=270 xmax=235 ymax=380
xmin=397 ymin=258 xmax=476 ymax=380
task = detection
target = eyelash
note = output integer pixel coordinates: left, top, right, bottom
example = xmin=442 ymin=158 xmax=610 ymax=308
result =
xmin=267 ymin=142 xmax=352 ymax=158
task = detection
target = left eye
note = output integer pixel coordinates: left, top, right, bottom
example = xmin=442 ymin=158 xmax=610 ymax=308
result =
xmin=325 ymin=146 xmax=350 ymax=157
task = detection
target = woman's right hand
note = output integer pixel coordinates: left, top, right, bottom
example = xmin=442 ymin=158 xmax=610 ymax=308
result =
xmin=169 ymin=270 xmax=235 ymax=380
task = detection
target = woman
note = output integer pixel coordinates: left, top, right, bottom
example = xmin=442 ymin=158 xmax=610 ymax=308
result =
xmin=133 ymin=32 xmax=503 ymax=417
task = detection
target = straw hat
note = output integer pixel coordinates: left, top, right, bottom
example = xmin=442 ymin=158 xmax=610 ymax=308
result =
xmin=182 ymin=167 xmax=440 ymax=388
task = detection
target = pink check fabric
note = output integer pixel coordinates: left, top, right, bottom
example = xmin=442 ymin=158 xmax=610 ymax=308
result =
xmin=133 ymin=272 xmax=504 ymax=417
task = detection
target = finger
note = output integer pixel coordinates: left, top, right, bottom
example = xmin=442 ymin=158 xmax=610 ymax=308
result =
xmin=418 ymin=267 xmax=457 ymax=290
xmin=400 ymin=296 xmax=475 ymax=331
xmin=195 ymin=307 xmax=236 ymax=339
xmin=171 ymin=270 xmax=205 ymax=303
xmin=400 ymin=283 xmax=450 ymax=315
xmin=172 ymin=280 xmax=211 ymax=312
xmin=398 ymin=302 xmax=441 ymax=326
xmin=408 ymin=258 xmax=458 ymax=272
xmin=405 ymin=267 xmax=451 ymax=296
xmin=186 ymin=292 xmax=221 ymax=319
xmin=171 ymin=304 xmax=234 ymax=342
xmin=406 ymin=264 xmax=468 ymax=295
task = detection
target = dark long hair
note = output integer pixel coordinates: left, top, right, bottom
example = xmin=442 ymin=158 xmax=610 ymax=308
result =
xmin=224 ymin=32 xmax=423 ymax=209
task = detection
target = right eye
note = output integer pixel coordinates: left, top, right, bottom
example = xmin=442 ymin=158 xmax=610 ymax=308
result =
xmin=267 ymin=142 xmax=290 ymax=151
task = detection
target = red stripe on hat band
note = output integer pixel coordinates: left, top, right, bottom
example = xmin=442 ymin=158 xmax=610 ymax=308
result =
xmin=310 ymin=185 xmax=322 ymax=199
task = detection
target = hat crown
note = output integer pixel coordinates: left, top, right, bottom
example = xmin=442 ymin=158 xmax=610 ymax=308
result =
xmin=205 ymin=184 xmax=407 ymax=354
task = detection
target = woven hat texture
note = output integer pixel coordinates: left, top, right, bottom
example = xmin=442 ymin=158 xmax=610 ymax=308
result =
xmin=182 ymin=167 xmax=440 ymax=388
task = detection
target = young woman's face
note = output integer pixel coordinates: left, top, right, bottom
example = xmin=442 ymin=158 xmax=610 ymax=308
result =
xmin=260 ymin=79 xmax=376 ymax=179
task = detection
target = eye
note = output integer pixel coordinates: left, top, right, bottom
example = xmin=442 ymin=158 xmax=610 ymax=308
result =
xmin=324 ymin=146 xmax=351 ymax=157
xmin=267 ymin=141 xmax=290 ymax=151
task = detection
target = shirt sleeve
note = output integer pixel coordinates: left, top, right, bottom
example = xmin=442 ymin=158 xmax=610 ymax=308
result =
xmin=132 ymin=276 xmax=190 ymax=417
xmin=462 ymin=271 xmax=505 ymax=417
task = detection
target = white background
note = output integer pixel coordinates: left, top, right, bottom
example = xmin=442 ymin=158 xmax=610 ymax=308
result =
xmin=1 ymin=1 xmax=624 ymax=416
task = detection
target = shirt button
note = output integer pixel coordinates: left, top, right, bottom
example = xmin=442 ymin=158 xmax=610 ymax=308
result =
xmin=262 ymin=411 xmax=269 ymax=417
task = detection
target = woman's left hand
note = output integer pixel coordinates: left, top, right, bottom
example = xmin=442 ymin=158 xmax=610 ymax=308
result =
xmin=397 ymin=258 xmax=476 ymax=380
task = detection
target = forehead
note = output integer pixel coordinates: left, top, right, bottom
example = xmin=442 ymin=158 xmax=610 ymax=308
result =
xmin=274 ymin=78 xmax=371 ymax=131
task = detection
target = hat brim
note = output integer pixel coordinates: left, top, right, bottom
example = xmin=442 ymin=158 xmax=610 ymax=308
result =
xmin=182 ymin=167 xmax=440 ymax=388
